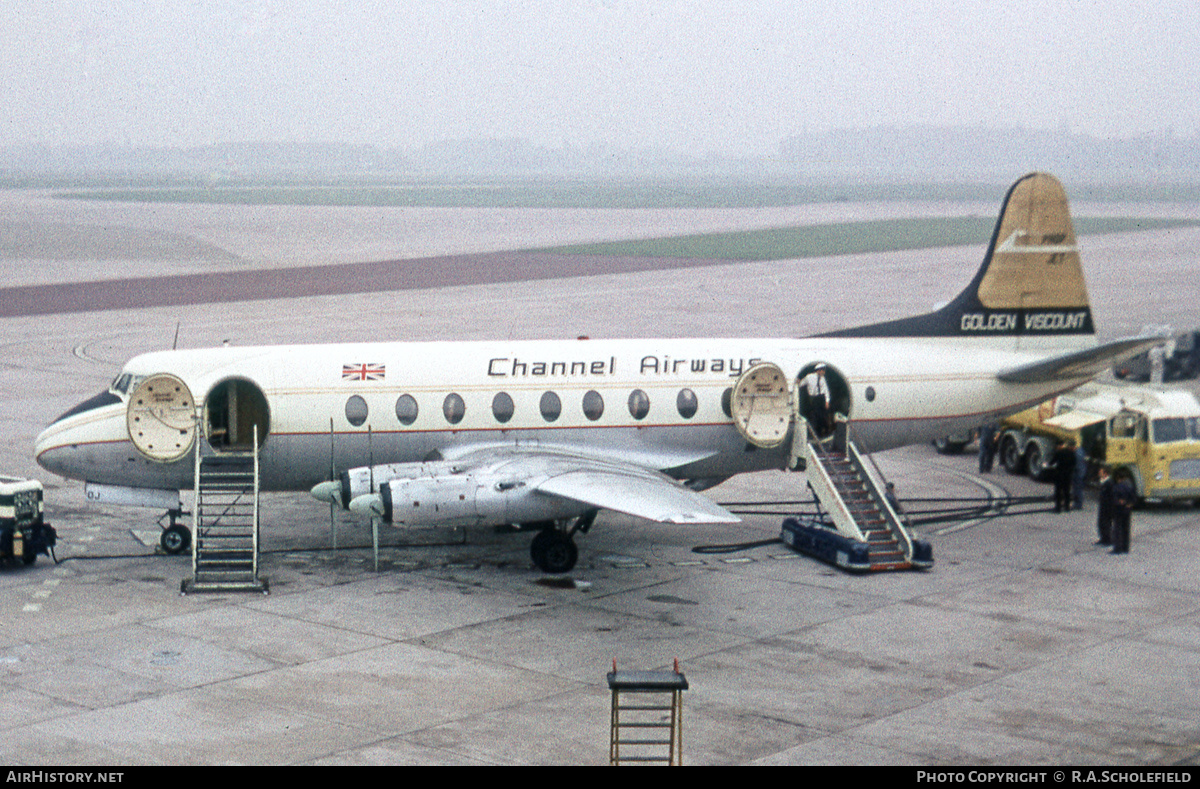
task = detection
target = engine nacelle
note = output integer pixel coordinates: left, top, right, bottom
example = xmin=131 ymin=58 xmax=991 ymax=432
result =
xmin=376 ymin=471 xmax=583 ymax=526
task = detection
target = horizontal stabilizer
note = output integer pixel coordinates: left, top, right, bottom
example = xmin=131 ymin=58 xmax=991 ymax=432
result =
xmin=997 ymin=335 xmax=1166 ymax=384
xmin=537 ymin=468 xmax=740 ymax=524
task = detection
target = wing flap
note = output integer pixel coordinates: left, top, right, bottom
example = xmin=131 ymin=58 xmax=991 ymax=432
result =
xmin=997 ymin=335 xmax=1166 ymax=384
xmin=536 ymin=468 xmax=740 ymax=524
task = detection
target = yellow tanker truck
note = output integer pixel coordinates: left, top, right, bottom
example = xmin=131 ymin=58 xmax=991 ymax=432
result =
xmin=996 ymin=383 xmax=1200 ymax=504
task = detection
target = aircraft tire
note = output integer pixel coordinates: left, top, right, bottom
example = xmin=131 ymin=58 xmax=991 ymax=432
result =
xmin=531 ymin=529 xmax=577 ymax=574
xmin=160 ymin=525 xmax=191 ymax=555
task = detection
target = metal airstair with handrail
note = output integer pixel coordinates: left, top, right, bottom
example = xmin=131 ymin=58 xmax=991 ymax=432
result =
xmin=800 ymin=419 xmax=928 ymax=571
xmin=181 ymin=427 xmax=267 ymax=593
xmin=730 ymin=361 xmax=931 ymax=572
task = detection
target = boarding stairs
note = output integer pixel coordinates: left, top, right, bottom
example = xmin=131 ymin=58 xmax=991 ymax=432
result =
xmin=182 ymin=432 xmax=267 ymax=593
xmin=729 ymin=362 xmax=930 ymax=571
xmin=796 ymin=420 xmax=930 ymax=571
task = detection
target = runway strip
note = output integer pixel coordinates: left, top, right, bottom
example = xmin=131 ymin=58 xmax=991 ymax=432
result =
xmin=0 ymin=251 xmax=729 ymax=317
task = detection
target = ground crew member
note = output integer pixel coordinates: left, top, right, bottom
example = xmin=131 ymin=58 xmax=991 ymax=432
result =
xmin=1051 ymin=440 xmax=1076 ymax=513
xmin=1110 ymin=470 xmax=1135 ymax=554
xmin=1095 ymin=466 xmax=1114 ymax=546
xmin=1072 ymin=442 xmax=1088 ymax=510
xmin=978 ymin=422 xmax=998 ymax=473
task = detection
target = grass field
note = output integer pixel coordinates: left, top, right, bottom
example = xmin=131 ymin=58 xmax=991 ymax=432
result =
xmin=537 ymin=216 xmax=1200 ymax=260
xmin=31 ymin=177 xmax=1200 ymax=263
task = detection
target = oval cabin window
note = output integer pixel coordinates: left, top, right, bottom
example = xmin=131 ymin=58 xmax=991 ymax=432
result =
xmin=492 ymin=392 xmax=515 ymax=423
xmin=628 ymin=389 xmax=650 ymax=421
xmin=345 ymin=395 xmax=369 ymax=427
xmin=677 ymin=388 xmax=698 ymax=419
xmin=395 ymin=394 xmax=418 ymax=425
xmin=582 ymin=390 xmax=604 ymax=421
xmin=540 ymin=391 xmax=562 ymax=422
xmin=443 ymin=393 xmax=466 ymax=425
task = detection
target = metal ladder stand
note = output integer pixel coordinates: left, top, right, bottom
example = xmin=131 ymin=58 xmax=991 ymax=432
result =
xmin=182 ymin=425 xmax=268 ymax=593
xmin=607 ymin=660 xmax=688 ymax=766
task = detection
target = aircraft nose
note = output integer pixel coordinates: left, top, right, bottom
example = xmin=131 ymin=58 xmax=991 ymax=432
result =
xmin=35 ymin=421 xmax=79 ymax=478
xmin=33 ymin=391 xmax=127 ymax=482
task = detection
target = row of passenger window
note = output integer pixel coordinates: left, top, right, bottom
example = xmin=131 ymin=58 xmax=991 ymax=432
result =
xmin=344 ymin=388 xmax=734 ymax=427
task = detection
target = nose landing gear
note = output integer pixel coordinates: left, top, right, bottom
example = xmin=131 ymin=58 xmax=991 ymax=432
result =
xmin=158 ymin=508 xmax=191 ymax=554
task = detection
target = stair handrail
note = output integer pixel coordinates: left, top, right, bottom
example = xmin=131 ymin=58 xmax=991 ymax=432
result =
xmin=192 ymin=411 xmax=201 ymax=578
xmin=841 ymin=419 xmax=915 ymax=561
xmin=801 ymin=419 xmax=867 ymax=542
xmin=252 ymin=425 xmax=260 ymax=580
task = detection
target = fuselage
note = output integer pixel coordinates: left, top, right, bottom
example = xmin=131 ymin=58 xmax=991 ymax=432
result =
xmin=35 ymin=334 xmax=1088 ymax=493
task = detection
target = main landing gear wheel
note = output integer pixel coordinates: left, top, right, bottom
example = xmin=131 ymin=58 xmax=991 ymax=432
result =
xmin=160 ymin=524 xmax=192 ymax=555
xmin=530 ymin=528 xmax=578 ymax=574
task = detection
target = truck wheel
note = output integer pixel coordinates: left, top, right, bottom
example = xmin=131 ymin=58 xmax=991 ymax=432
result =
xmin=934 ymin=437 xmax=968 ymax=455
xmin=1025 ymin=444 xmax=1047 ymax=481
xmin=1001 ymin=435 xmax=1026 ymax=474
xmin=21 ymin=546 xmax=37 ymax=566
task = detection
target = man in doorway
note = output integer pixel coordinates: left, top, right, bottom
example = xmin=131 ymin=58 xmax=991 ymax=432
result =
xmin=800 ymin=364 xmax=832 ymax=437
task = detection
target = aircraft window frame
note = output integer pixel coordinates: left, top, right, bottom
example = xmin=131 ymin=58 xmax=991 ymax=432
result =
xmin=443 ymin=393 xmax=466 ymax=425
xmin=676 ymin=388 xmax=698 ymax=419
xmin=582 ymin=390 xmax=604 ymax=421
xmin=395 ymin=394 xmax=418 ymax=426
xmin=539 ymin=391 xmax=562 ymax=423
xmin=345 ymin=395 xmax=369 ymax=427
xmin=628 ymin=389 xmax=650 ymax=421
xmin=492 ymin=391 xmax=515 ymax=424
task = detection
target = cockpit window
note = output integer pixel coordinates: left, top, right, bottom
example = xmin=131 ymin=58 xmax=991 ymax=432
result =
xmin=110 ymin=373 xmax=144 ymax=396
xmin=51 ymin=390 xmax=122 ymax=424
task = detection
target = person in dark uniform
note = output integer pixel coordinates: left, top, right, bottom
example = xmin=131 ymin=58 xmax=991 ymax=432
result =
xmin=800 ymin=364 xmax=832 ymax=437
xmin=1095 ymin=466 xmax=1114 ymax=546
xmin=1072 ymin=442 xmax=1088 ymax=510
xmin=1051 ymin=440 xmax=1077 ymax=513
xmin=1110 ymin=470 xmax=1135 ymax=554
xmin=978 ymin=423 xmax=998 ymax=473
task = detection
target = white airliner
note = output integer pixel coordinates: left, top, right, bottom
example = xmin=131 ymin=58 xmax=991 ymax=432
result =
xmin=35 ymin=173 xmax=1158 ymax=572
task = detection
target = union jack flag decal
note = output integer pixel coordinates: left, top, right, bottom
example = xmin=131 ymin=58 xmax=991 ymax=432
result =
xmin=342 ymin=363 xmax=386 ymax=381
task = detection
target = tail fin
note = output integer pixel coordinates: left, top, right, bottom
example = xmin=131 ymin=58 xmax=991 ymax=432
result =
xmin=821 ymin=172 xmax=1093 ymax=345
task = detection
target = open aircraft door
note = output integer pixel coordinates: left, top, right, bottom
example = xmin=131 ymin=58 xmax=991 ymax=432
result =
xmin=203 ymin=378 xmax=270 ymax=453
xmin=126 ymin=374 xmax=197 ymax=462
xmin=731 ymin=362 xmax=793 ymax=448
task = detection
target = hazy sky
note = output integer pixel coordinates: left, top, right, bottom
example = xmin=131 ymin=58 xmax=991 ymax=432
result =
xmin=4 ymin=1 xmax=1198 ymax=155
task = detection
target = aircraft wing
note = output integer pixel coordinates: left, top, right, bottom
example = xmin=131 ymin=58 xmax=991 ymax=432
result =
xmin=331 ymin=445 xmax=740 ymax=525
xmin=997 ymin=335 xmax=1167 ymax=384
xmin=535 ymin=463 xmax=740 ymax=524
